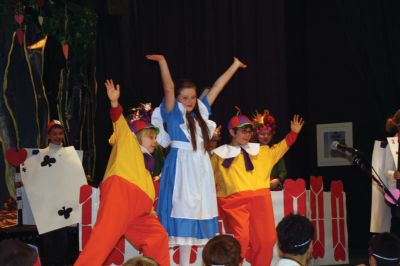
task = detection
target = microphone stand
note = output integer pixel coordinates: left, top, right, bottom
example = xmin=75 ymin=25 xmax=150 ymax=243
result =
xmin=350 ymin=151 xmax=400 ymax=207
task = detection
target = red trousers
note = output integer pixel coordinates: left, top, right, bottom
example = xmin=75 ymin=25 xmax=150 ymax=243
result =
xmin=74 ymin=176 xmax=170 ymax=266
xmin=218 ymin=188 xmax=276 ymax=266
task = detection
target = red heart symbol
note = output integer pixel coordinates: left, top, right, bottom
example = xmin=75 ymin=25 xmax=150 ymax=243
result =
xmin=284 ymin=178 xmax=306 ymax=197
xmin=312 ymin=240 xmax=325 ymax=259
xmin=310 ymin=176 xmax=323 ymax=192
xmin=14 ymin=14 xmax=24 ymax=25
xmin=6 ymin=148 xmax=27 ymax=166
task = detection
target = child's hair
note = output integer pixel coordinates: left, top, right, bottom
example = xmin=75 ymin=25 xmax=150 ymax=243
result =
xmin=232 ymin=124 xmax=254 ymax=134
xmin=276 ymin=214 xmax=314 ymax=255
xmin=123 ymin=255 xmax=159 ymax=266
xmin=202 ymin=235 xmax=242 ymax=266
xmin=136 ymin=128 xmax=158 ymax=144
xmin=0 ymin=239 xmax=39 ymax=266
xmin=175 ymin=79 xmax=210 ymax=151
xmin=369 ymin=232 xmax=400 ymax=266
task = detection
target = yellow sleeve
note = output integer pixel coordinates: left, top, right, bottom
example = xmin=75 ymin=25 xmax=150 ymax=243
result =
xmin=268 ymin=138 xmax=289 ymax=165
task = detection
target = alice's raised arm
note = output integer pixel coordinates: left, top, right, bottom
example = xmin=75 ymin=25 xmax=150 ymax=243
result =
xmin=147 ymin=54 xmax=175 ymax=111
xmin=206 ymin=57 xmax=247 ymax=106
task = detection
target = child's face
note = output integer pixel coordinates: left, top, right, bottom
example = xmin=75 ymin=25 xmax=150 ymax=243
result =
xmin=230 ymin=127 xmax=253 ymax=146
xmin=48 ymin=127 xmax=64 ymax=145
xmin=257 ymin=129 xmax=273 ymax=145
xmin=177 ymin=88 xmax=197 ymax=112
xmin=140 ymin=133 xmax=157 ymax=153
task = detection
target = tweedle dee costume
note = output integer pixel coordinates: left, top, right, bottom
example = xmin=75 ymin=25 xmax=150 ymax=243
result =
xmin=75 ymin=105 xmax=169 ymax=266
xmin=211 ymin=119 xmax=298 ymax=266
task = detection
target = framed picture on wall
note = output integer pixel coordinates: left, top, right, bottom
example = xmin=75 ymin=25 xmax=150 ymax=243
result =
xmin=316 ymin=122 xmax=353 ymax=167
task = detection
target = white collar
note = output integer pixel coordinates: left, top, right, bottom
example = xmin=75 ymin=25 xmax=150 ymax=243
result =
xmin=140 ymin=145 xmax=152 ymax=155
xmin=277 ymin=258 xmax=302 ymax=266
xmin=212 ymin=143 xmax=260 ymax=159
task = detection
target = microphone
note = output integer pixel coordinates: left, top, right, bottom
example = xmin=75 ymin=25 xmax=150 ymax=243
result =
xmin=331 ymin=141 xmax=359 ymax=155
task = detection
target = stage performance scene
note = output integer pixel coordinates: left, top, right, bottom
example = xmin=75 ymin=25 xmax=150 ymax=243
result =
xmin=0 ymin=0 xmax=400 ymax=265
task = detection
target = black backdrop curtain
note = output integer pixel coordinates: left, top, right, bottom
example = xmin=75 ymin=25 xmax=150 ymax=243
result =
xmin=337 ymin=0 xmax=400 ymax=119
xmin=285 ymin=0 xmax=400 ymax=250
xmin=94 ymin=0 xmax=289 ymax=182
xmin=336 ymin=0 xmax=400 ymax=248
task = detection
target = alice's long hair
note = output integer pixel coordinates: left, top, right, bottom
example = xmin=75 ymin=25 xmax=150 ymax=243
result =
xmin=176 ymin=79 xmax=210 ymax=151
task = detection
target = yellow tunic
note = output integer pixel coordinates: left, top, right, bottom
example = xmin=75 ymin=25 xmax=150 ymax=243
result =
xmin=211 ymin=139 xmax=289 ymax=197
xmin=103 ymin=108 xmax=155 ymax=201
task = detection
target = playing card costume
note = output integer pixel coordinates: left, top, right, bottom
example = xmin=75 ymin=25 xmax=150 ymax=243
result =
xmin=74 ymin=105 xmax=170 ymax=266
xmin=21 ymin=143 xmax=87 ymax=234
xmin=211 ymin=114 xmax=298 ymax=266
xmin=20 ymin=120 xmax=86 ymax=235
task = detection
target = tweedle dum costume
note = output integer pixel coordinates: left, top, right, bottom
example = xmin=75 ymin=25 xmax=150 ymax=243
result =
xmin=75 ymin=105 xmax=170 ymax=266
xmin=211 ymin=114 xmax=298 ymax=266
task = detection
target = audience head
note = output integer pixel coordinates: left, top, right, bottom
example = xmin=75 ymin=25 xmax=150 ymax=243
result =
xmin=122 ymin=255 xmax=159 ymax=266
xmin=202 ymin=234 xmax=242 ymax=266
xmin=276 ymin=214 xmax=314 ymax=258
xmin=369 ymin=232 xmax=400 ymax=266
xmin=0 ymin=239 xmax=40 ymax=266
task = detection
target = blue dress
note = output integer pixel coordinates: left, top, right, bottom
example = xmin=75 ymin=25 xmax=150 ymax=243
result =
xmin=154 ymin=98 xmax=219 ymax=246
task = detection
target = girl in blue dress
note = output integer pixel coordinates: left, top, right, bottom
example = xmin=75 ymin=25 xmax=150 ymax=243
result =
xmin=147 ymin=54 xmax=246 ymax=266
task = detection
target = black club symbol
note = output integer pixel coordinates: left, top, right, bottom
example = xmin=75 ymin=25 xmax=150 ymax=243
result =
xmin=58 ymin=206 xmax=73 ymax=219
xmin=41 ymin=155 xmax=56 ymax=167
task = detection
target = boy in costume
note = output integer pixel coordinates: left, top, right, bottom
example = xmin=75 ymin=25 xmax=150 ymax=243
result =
xmin=211 ymin=111 xmax=304 ymax=266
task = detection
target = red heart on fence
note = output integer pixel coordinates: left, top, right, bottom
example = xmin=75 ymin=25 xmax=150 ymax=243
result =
xmin=5 ymin=148 xmax=27 ymax=166
xmin=284 ymin=178 xmax=306 ymax=197
xmin=334 ymin=244 xmax=346 ymax=261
